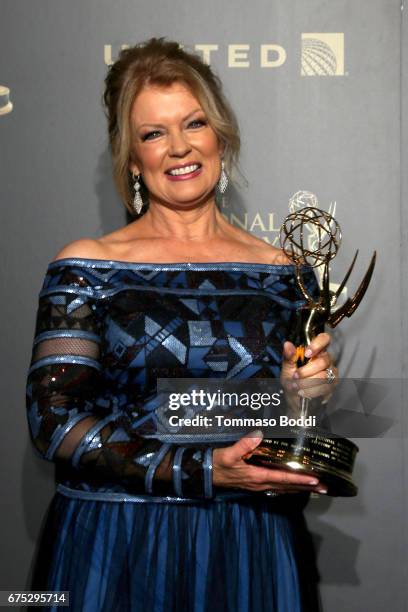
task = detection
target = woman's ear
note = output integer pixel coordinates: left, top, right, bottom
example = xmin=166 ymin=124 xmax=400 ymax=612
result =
xmin=218 ymin=142 xmax=226 ymax=158
xmin=217 ymin=135 xmax=226 ymax=158
xmin=128 ymin=151 xmax=141 ymax=176
xmin=129 ymin=161 xmax=140 ymax=176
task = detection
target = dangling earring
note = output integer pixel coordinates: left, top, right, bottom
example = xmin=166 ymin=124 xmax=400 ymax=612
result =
xmin=217 ymin=159 xmax=229 ymax=194
xmin=132 ymin=173 xmax=143 ymax=215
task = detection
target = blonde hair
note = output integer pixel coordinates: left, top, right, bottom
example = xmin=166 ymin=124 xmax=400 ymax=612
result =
xmin=102 ymin=37 xmax=240 ymax=215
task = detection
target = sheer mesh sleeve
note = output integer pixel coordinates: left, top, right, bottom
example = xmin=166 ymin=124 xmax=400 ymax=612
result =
xmin=25 ymin=265 xmax=213 ymax=499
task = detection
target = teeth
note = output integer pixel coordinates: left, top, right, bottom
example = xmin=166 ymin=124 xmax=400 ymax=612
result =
xmin=168 ymin=164 xmax=200 ymax=176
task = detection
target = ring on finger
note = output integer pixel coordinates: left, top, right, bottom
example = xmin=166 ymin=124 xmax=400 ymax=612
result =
xmin=264 ymin=490 xmax=280 ymax=497
xmin=326 ymin=367 xmax=336 ymax=383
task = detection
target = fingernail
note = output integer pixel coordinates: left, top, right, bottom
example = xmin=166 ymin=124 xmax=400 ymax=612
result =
xmin=317 ymin=487 xmax=328 ymax=494
xmin=305 ymin=348 xmax=313 ymax=358
xmin=308 ymin=479 xmax=319 ymax=485
xmin=293 ymin=372 xmax=299 ymax=379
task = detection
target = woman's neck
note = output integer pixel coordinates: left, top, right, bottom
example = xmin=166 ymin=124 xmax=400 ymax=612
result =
xmin=134 ymin=198 xmax=228 ymax=243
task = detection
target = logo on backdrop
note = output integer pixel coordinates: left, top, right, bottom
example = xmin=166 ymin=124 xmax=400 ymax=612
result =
xmin=287 ymin=190 xmax=347 ymax=297
xmin=301 ymin=33 xmax=345 ymax=76
xmin=104 ymin=33 xmax=346 ymax=75
xmin=222 ymin=190 xmax=346 ymax=298
xmin=0 ymin=85 xmax=13 ymax=116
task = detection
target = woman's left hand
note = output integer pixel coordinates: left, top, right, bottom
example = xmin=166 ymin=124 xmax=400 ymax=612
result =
xmin=281 ymin=332 xmax=338 ymax=400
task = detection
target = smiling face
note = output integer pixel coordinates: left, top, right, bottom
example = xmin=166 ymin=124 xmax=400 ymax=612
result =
xmin=129 ymin=82 xmax=223 ymax=209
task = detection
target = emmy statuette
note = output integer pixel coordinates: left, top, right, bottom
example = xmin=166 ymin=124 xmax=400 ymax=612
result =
xmin=244 ymin=207 xmax=376 ymax=496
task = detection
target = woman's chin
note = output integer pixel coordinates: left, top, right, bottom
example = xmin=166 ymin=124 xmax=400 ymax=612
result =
xmin=151 ymin=191 xmax=216 ymax=211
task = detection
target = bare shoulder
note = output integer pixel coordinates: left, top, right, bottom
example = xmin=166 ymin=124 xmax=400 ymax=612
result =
xmin=265 ymin=245 xmax=292 ymax=265
xmin=228 ymin=225 xmax=292 ymax=264
xmin=255 ymin=242 xmax=292 ymax=265
xmin=52 ymin=238 xmax=108 ymax=262
xmin=236 ymin=232 xmax=293 ymax=265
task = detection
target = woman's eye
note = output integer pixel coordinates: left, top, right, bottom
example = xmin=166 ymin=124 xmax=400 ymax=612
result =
xmin=188 ymin=119 xmax=207 ymax=129
xmin=141 ymin=130 xmax=162 ymax=141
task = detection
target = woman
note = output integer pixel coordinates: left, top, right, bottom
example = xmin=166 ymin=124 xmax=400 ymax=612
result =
xmin=27 ymin=38 xmax=335 ymax=611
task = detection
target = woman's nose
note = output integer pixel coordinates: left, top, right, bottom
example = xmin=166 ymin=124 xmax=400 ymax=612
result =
xmin=168 ymin=130 xmax=192 ymax=157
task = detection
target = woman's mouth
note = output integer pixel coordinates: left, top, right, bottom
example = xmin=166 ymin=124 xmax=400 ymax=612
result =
xmin=165 ymin=163 xmax=202 ymax=181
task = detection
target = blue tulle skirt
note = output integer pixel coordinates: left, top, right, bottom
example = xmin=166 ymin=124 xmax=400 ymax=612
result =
xmin=31 ymin=492 xmax=319 ymax=612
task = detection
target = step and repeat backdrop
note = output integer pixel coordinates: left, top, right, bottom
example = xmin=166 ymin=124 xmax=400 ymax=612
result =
xmin=0 ymin=1 xmax=406 ymax=610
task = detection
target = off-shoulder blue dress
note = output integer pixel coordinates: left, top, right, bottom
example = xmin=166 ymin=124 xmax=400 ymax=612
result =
xmin=26 ymin=259 xmax=320 ymax=612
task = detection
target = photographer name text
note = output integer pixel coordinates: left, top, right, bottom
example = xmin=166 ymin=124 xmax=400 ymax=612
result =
xmin=167 ymin=415 xmax=317 ymax=428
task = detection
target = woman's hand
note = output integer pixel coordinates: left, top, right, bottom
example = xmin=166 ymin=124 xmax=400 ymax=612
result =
xmin=281 ymin=332 xmax=338 ymax=401
xmin=212 ymin=434 xmax=328 ymax=494
xmin=212 ymin=333 xmax=336 ymax=495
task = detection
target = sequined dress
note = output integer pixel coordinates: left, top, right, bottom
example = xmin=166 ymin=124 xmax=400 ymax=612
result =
xmin=26 ymin=259 xmax=320 ymax=612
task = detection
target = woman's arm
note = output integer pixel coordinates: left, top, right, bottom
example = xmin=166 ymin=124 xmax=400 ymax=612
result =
xmin=25 ymin=256 xmax=212 ymax=499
